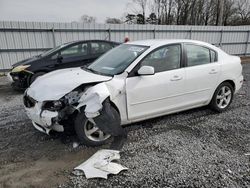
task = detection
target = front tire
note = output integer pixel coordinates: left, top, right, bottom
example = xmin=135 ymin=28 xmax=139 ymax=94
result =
xmin=209 ymin=82 xmax=234 ymax=112
xmin=74 ymin=111 xmax=111 ymax=147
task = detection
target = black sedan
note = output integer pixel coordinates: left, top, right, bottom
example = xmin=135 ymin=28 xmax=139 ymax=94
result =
xmin=8 ymin=40 xmax=119 ymax=89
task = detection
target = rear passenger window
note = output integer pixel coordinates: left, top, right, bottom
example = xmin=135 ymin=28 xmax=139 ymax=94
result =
xmin=185 ymin=44 xmax=211 ymax=67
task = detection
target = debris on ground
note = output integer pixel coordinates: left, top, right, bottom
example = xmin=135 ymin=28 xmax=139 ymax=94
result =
xmin=73 ymin=149 xmax=128 ymax=179
xmin=73 ymin=142 xmax=80 ymax=149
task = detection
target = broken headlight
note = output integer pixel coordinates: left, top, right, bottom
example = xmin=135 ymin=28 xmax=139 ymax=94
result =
xmin=43 ymin=100 xmax=64 ymax=111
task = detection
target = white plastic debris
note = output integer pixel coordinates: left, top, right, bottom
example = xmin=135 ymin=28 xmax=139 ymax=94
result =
xmin=73 ymin=149 xmax=128 ymax=179
xmin=73 ymin=142 xmax=80 ymax=149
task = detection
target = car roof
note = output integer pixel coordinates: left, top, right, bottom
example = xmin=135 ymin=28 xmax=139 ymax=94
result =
xmin=126 ymin=39 xmax=214 ymax=48
xmin=63 ymin=40 xmax=119 ymax=46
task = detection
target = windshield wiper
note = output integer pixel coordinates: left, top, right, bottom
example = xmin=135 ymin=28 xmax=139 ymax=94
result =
xmin=81 ymin=66 xmax=112 ymax=76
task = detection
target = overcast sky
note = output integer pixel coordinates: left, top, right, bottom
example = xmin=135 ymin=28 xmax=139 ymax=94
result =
xmin=0 ymin=0 xmax=133 ymax=23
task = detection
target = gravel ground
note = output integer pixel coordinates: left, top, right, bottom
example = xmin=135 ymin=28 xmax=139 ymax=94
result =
xmin=0 ymin=64 xmax=249 ymax=188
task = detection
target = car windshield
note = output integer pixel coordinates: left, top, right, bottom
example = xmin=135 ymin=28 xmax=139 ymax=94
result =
xmin=86 ymin=44 xmax=148 ymax=76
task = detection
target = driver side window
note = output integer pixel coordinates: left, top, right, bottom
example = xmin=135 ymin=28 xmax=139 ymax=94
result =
xmin=140 ymin=44 xmax=181 ymax=73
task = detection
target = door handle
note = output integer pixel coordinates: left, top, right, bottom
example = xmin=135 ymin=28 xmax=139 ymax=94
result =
xmin=209 ymin=69 xmax=218 ymax=74
xmin=170 ymin=75 xmax=183 ymax=81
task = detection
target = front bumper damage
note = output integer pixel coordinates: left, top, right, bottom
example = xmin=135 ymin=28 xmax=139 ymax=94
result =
xmin=24 ymin=97 xmax=64 ymax=134
xmin=9 ymin=71 xmax=31 ymax=89
xmin=24 ymin=72 xmax=127 ymax=138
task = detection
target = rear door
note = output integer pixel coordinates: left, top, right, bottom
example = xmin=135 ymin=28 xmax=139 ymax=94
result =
xmin=184 ymin=43 xmax=220 ymax=105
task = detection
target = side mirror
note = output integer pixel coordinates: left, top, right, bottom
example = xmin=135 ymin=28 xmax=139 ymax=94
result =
xmin=57 ymin=55 xmax=63 ymax=62
xmin=137 ymin=66 xmax=155 ymax=76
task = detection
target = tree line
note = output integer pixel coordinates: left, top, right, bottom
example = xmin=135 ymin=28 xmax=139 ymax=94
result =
xmin=125 ymin=0 xmax=250 ymax=26
xmin=80 ymin=0 xmax=250 ymax=26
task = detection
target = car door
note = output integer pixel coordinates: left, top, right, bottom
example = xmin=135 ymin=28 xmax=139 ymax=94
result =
xmin=52 ymin=42 xmax=90 ymax=69
xmin=184 ymin=43 xmax=220 ymax=105
xmin=126 ymin=44 xmax=186 ymax=120
xmin=88 ymin=41 xmax=114 ymax=63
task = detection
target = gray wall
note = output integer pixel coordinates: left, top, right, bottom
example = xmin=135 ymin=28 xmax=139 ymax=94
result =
xmin=1 ymin=21 xmax=250 ymax=70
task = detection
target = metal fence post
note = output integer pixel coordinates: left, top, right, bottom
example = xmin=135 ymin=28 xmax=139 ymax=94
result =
xmin=51 ymin=27 xmax=56 ymax=48
xmin=108 ymin=29 xmax=111 ymax=41
xmin=190 ymin=27 xmax=192 ymax=39
xmin=244 ymin=30 xmax=250 ymax=56
xmin=153 ymin=29 xmax=156 ymax=39
xmin=219 ymin=29 xmax=223 ymax=47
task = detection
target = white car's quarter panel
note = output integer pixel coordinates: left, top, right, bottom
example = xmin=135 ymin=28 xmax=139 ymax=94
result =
xmin=219 ymin=55 xmax=243 ymax=93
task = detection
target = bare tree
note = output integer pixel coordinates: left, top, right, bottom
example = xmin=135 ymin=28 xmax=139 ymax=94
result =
xmin=236 ymin=0 xmax=250 ymax=24
xmin=125 ymin=0 xmax=250 ymax=25
xmin=80 ymin=15 xmax=96 ymax=23
xmin=131 ymin=0 xmax=148 ymax=24
xmin=217 ymin=0 xmax=225 ymax=25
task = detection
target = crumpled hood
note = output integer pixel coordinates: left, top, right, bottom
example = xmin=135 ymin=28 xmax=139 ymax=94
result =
xmin=27 ymin=68 xmax=112 ymax=101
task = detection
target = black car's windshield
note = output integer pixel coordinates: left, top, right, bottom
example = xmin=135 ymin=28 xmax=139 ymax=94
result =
xmin=86 ymin=44 xmax=148 ymax=76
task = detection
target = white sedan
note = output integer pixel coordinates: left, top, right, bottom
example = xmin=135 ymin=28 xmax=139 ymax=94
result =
xmin=24 ymin=39 xmax=243 ymax=146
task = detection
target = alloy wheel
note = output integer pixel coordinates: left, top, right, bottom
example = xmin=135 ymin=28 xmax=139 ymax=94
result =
xmin=216 ymin=86 xmax=232 ymax=109
xmin=83 ymin=119 xmax=110 ymax=142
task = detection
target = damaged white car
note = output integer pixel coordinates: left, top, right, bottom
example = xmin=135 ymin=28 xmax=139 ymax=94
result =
xmin=24 ymin=39 xmax=243 ymax=146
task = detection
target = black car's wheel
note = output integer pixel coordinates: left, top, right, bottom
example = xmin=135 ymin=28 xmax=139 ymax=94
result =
xmin=29 ymin=72 xmax=46 ymax=85
xmin=74 ymin=111 xmax=111 ymax=147
xmin=209 ymin=82 xmax=234 ymax=112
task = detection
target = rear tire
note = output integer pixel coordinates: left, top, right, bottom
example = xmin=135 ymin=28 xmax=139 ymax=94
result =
xmin=74 ymin=111 xmax=111 ymax=147
xmin=209 ymin=82 xmax=234 ymax=112
xmin=29 ymin=72 xmax=46 ymax=86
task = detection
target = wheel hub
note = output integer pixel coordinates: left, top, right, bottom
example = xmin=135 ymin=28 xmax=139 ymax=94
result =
xmin=84 ymin=119 xmax=111 ymax=142
xmin=216 ymin=86 xmax=232 ymax=109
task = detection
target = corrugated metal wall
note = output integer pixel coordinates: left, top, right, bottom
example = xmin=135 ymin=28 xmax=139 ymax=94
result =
xmin=1 ymin=21 xmax=250 ymax=70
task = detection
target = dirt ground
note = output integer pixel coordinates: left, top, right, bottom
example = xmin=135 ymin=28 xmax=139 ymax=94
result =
xmin=0 ymin=64 xmax=249 ymax=188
